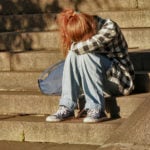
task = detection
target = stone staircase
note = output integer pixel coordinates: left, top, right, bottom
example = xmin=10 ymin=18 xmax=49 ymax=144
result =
xmin=0 ymin=0 xmax=150 ymax=147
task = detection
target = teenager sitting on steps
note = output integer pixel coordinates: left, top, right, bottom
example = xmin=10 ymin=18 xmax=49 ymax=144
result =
xmin=46 ymin=9 xmax=135 ymax=123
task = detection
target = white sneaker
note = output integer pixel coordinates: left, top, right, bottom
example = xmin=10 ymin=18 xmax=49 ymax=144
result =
xmin=83 ymin=109 xmax=107 ymax=123
xmin=46 ymin=106 xmax=74 ymax=122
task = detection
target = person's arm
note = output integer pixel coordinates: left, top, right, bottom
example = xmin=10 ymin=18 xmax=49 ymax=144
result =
xmin=71 ymin=19 xmax=117 ymax=54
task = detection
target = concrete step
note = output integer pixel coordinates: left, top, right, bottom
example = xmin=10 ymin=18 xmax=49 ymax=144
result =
xmin=0 ymin=13 xmax=57 ymax=32
xmin=122 ymin=28 xmax=150 ymax=50
xmin=1 ymin=50 xmax=149 ymax=72
xmin=98 ymin=143 xmax=150 ymax=150
xmin=11 ymin=51 xmax=64 ymax=72
xmin=0 ymin=115 xmax=124 ymax=145
xmin=0 ymin=0 xmax=142 ymax=15
xmin=0 ymin=52 xmax=10 ymax=71
xmin=0 ymin=72 xmax=40 ymax=92
xmin=0 ymin=29 xmax=150 ymax=52
xmin=138 ymin=0 xmax=150 ymax=9
xmin=0 ymin=91 xmax=149 ymax=119
xmin=0 ymin=10 xmax=150 ymax=32
xmin=0 ymin=91 xmax=59 ymax=115
xmin=0 ymin=71 xmax=149 ymax=92
xmin=0 ymin=141 xmax=99 ymax=150
xmin=105 ymin=96 xmax=150 ymax=146
xmin=0 ymin=140 xmax=150 ymax=150
xmin=0 ymin=31 xmax=59 ymax=52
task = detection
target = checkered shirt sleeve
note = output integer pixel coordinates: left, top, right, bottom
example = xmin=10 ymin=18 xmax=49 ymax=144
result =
xmin=71 ymin=19 xmax=117 ymax=54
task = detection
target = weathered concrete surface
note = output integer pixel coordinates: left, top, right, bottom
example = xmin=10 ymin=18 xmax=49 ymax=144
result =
xmin=0 ymin=29 xmax=150 ymax=52
xmin=11 ymin=51 xmax=64 ymax=71
xmin=0 ymin=115 xmax=123 ymax=145
xmin=105 ymin=97 xmax=150 ymax=145
xmin=0 ymin=72 xmax=40 ymax=91
xmin=0 ymin=91 xmax=59 ymax=115
xmin=0 ymin=141 xmax=99 ymax=150
xmin=77 ymin=0 xmax=137 ymax=11
xmin=122 ymin=28 xmax=150 ymax=49
xmin=105 ymin=93 xmax=150 ymax=118
xmin=95 ymin=10 xmax=150 ymax=28
xmin=0 ymin=13 xmax=58 ymax=32
xmin=0 ymin=31 xmax=60 ymax=52
xmin=0 ymin=0 xmax=73 ymax=15
xmin=138 ymin=0 xmax=150 ymax=9
xmin=0 ymin=141 xmax=150 ymax=150
xmin=9 ymin=50 xmax=150 ymax=71
xmin=0 ymin=0 xmax=137 ymax=15
xmin=97 ymin=143 xmax=150 ymax=150
xmin=0 ymin=72 xmax=149 ymax=92
xmin=1 ymin=10 xmax=150 ymax=32
xmin=0 ymin=92 xmax=149 ymax=117
xmin=1 ymin=50 xmax=149 ymax=72
xmin=0 ymin=52 xmax=10 ymax=71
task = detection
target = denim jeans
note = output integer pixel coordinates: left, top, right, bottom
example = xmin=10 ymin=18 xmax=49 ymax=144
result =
xmin=59 ymin=51 xmax=121 ymax=111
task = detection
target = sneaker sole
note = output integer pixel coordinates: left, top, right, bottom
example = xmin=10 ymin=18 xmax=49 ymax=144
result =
xmin=46 ymin=116 xmax=75 ymax=122
xmin=83 ymin=116 xmax=108 ymax=123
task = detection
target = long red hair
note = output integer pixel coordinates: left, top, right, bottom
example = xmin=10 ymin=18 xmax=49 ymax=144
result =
xmin=56 ymin=9 xmax=97 ymax=56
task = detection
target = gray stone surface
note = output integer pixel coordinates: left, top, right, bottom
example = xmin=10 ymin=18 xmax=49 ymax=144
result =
xmin=0 ymin=91 xmax=59 ymax=115
xmin=97 ymin=143 xmax=150 ymax=150
xmin=11 ymin=51 xmax=63 ymax=71
xmin=0 ymin=52 xmax=10 ymax=71
xmin=122 ymin=28 xmax=150 ymax=49
xmin=0 ymin=72 xmax=40 ymax=91
xmin=95 ymin=10 xmax=150 ymax=28
xmin=105 ymin=97 xmax=150 ymax=145
xmin=0 ymin=71 xmax=149 ymax=92
xmin=138 ymin=0 xmax=150 ymax=9
xmin=0 ymin=29 xmax=150 ymax=52
xmin=0 ymin=13 xmax=57 ymax=32
xmin=0 ymin=141 xmax=99 ymax=150
xmin=8 ymin=50 xmax=150 ymax=71
xmin=105 ymin=93 xmax=150 ymax=118
xmin=1 ymin=10 xmax=150 ymax=32
xmin=0 ymin=31 xmax=60 ymax=52
xmin=0 ymin=115 xmax=123 ymax=145
xmin=0 ymin=0 xmax=137 ymax=15
xmin=0 ymin=141 xmax=150 ymax=150
xmin=0 ymin=91 xmax=149 ymax=118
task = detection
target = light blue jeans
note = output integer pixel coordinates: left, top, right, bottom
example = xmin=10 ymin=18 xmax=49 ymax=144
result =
xmin=59 ymin=51 xmax=121 ymax=112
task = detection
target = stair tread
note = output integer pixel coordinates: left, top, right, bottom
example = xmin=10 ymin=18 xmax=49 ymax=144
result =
xmin=0 ymin=49 xmax=150 ymax=72
xmin=0 ymin=90 xmax=149 ymax=96
xmin=0 ymin=115 xmax=124 ymax=145
xmin=0 ymin=0 xmax=141 ymax=15
xmin=0 ymin=10 xmax=150 ymax=33
xmin=0 ymin=141 xmax=99 ymax=150
xmin=0 ymin=92 xmax=149 ymax=118
xmin=0 ymin=115 xmax=124 ymax=124
xmin=0 ymin=71 xmax=149 ymax=94
xmin=0 ymin=29 xmax=150 ymax=52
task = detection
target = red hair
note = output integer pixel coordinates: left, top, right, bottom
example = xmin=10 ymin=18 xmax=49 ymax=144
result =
xmin=56 ymin=9 xmax=97 ymax=56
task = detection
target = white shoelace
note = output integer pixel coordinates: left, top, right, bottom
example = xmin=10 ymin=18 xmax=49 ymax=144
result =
xmin=56 ymin=106 xmax=68 ymax=116
xmin=87 ymin=109 xmax=100 ymax=117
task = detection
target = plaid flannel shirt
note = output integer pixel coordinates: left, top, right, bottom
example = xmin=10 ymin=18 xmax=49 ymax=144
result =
xmin=71 ymin=16 xmax=135 ymax=95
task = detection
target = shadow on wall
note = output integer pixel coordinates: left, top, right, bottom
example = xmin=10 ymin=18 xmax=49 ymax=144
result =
xmin=0 ymin=0 xmax=121 ymax=52
xmin=0 ymin=0 xmax=82 ymax=52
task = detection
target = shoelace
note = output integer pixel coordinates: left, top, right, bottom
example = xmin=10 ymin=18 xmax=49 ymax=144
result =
xmin=56 ymin=106 xmax=68 ymax=116
xmin=87 ymin=109 xmax=100 ymax=117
